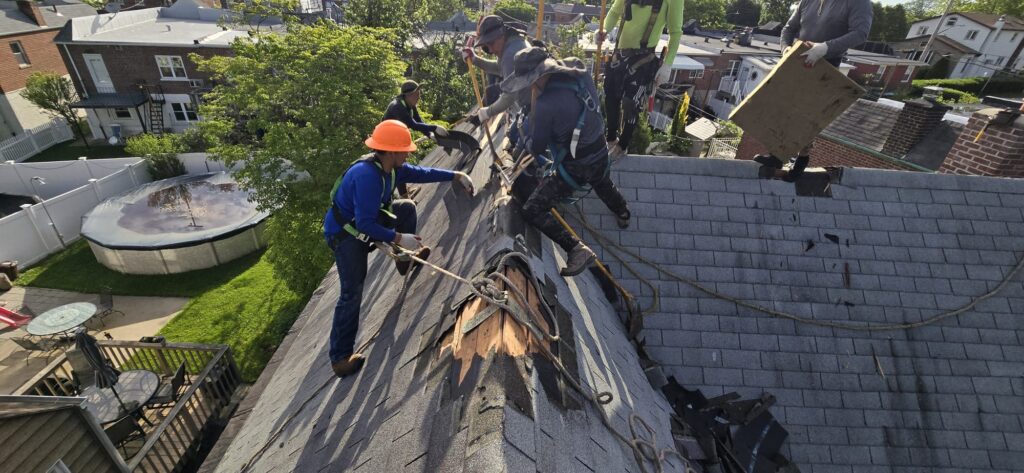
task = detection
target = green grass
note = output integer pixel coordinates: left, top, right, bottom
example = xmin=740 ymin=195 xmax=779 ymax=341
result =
xmin=17 ymin=240 xmax=319 ymax=381
xmin=158 ymin=255 xmax=312 ymax=381
xmin=23 ymin=139 xmax=130 ymax=163
xmin=16 ymin=240 xmax=258 ymax=297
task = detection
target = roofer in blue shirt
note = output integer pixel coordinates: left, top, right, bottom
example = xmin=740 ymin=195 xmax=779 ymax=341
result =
xmin=501 ymin=47 xmax=631 ymax=277
xmin=323 ymin=119 xmax=474 ymax=378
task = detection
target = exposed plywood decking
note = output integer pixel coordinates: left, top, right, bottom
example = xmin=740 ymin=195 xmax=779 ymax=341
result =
xmin=730 ymin=41 xmax=865 ymax=159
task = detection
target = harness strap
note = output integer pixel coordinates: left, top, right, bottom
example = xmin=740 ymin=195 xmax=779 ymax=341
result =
xmin=543 ymin=80 xmax=604 ymax=196
xmin=330 ymin=157 xmax=396 ymax=243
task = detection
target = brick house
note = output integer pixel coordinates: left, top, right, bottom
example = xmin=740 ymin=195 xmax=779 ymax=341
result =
xmin=844 ymin=50 xmax=928 ymax=94
xmin=0 ymin=0 xmax=96 ymax=138
xmin=53 ymin=0 xmax=277 ymax=141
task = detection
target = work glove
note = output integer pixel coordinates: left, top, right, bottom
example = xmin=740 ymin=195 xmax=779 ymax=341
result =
xmin=452 ymin=172 xmax=475 ymax=196
xmin=468 ymin=107 xmax=490 ymax=127
xmin=434 ymin=125 xmax=449 ymax=137
xmin=801 ymin=42 xmax=829 ymax=66
xmin=461 ymin=46 xmax=476 ymax=62
xmin=394 ymin=233 xmax=422 ymax=251
xmin=655 ymin=64 xmax=672 ymax=84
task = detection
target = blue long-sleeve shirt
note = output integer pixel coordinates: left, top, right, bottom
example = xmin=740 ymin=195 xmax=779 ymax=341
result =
xmin=323 ymin=158 xmax=454 ymax=242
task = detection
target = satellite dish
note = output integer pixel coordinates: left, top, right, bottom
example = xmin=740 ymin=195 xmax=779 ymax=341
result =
xmin=108 ymin=136 xmax=120 ymax=145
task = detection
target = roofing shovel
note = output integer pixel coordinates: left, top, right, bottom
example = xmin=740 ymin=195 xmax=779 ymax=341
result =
xmin=434 ymin=129 xmax=481 ymax=162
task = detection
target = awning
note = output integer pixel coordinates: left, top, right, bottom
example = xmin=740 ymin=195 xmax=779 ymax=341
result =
xmin=672 ymin=55 xmax=705 ymax=71
xmin=70 ymin=93 xmax=148 ymax=109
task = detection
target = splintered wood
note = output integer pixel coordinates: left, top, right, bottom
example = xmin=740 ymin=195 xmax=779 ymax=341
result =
xmin=729 ymin=40 xmax=865 ymax=159
xmin=439 ymin=267 xmax=553 ymax=385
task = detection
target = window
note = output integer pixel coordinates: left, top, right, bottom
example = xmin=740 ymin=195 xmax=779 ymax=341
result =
xmin=877 ymin=65 xmax=887 ymax=77
xmin=171 ymin=102 xmax=198 ymax=122
xmin=1012 ymin=33 xmax=1020 ymax=42
xmin=689 ymin=69 xmax=704 ymax=79
xmin=9 ymin=41 xmax=29 ymax=66
xmin=946 ymin=17 xmax=957 ymax=26
xmin=917 ymin=26 xmax=928 ymax=35
xmin=902 ymin=66 xmax=915 ymax=82
xmin=965 ymin=30 xmax=979 ymax=40
xmin=726 ymin=60 xmax=740 ymax=77
xmin=995 ymin=56 xmax=1004 ymax=65
xmin=113 ymin=108 xmax=131 ymax=118
xmin=155 ymin=55 xmax=187 ymax=79
xmin=924 ymin=51 xmax=935 ymax=63
xmin=961 ymin=60 xmax=970 ymax=72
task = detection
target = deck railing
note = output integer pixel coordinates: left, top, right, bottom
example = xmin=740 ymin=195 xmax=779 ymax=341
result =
xmin=15 ymin=340 xmax=241 ymax=472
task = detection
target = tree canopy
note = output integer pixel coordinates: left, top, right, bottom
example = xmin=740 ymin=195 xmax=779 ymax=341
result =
xmin=494 ymin=0 xmax=537 ymax=24
xmin=21 ymin=72 xmax=88 ymax=146
xmin=870 ymin=2 xmax=909 ymax=41
xmin=728 ymin=0 xmax=761 ymax=27
xmin=688 ymin=0 xmax=730 ymax=29
xmin=758 ymin=0 xmax=792 ymax=25
xmin=194 ymin=22 xmax=406 ymax=292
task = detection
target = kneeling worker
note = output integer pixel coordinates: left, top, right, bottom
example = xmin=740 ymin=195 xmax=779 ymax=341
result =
xmin=502 ymin=47 xmax=631 ymax=277
xmin=323 ymin=119 xmax=474 ymax=377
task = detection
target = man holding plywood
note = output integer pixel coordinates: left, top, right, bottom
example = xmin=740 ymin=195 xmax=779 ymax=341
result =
xmin=738 ymin=0 xmax=872 ymax=181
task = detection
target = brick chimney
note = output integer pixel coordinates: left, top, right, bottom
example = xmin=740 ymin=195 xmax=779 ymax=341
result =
xmin=881 ymin=98 xmax=950 ymax=157
xmin=940 ymin=108 xmax=1024 ymax=177
xmin=16 ymin=0 xmax=46 ymax=27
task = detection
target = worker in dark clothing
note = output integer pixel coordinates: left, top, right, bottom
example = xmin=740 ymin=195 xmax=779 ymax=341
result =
xmin=323 ymin=120 xmax=474 ymax=378
xmin=382 ymin=80 xmax=449 ymax=197
xmin=763 ymin=0 xmax=873 ymax=180
xmin=502 ymin=47 xmax=631 ymax=277
xmin=382 ymin=80 xmax=449 ymax=138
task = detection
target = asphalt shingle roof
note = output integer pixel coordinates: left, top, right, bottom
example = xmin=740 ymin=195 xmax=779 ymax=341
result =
xmin=202 ymin=121 xmax=684 ymax=473
xmin=577 ymin=156 xmax=1024 ymax=472
xmin=822 ymin=99 xmax=902 ymax=153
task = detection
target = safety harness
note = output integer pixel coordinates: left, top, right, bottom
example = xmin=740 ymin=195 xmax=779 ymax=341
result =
xmin=610 ymin=0 xmax=665 ymax=71
xmin=540 ymin=79 xmax=609 ymax=196
xmin=328 ymin=156 xmax=397 ymax=243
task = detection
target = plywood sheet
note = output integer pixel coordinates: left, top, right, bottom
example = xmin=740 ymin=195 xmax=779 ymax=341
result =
xmin=729 ymin=41 xmax=865 ymax=158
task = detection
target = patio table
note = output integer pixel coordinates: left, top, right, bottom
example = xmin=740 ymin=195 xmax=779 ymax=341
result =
xmin=81 ymin=370 xmax=160 ymax=425
xmin=26 ymin=302 xmax=98 ymax=336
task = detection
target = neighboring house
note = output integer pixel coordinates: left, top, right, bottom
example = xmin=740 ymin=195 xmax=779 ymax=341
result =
xmin=0 ymin=0 xmax=96 ymax=139
xmin=0 ymin=396 xmax=130 ymax=473
xmin=844 ymin=49 xmax=928 ymax=93
xmin=200 ymin=112 xmax=1024 ymax=473
xmin=53 ymin=0 xmax=280 ymax=141
xmin=889 ymin=34 xmax=981 ymax=74
xmin=905 ymin=12 xmax=1024 ymax=77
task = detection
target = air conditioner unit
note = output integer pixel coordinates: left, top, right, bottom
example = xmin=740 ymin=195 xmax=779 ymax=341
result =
xmin=189 ymin=79 xmax=204 ymax=88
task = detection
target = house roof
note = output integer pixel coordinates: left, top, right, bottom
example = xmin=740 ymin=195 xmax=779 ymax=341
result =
xmin=201 ymin=120 xmax=691 ymax=473
xmin=577 ymin=155 xmax=1024 ymax=471
xmin=424 ymin=10 xmax=475 ymax=33
xmin=0 ymin=0 xmax=96 ymax=36
xmin=54 ymin=0 xmax=281 ymax=47
xmin=0 ymin=396 xmax=83 ymax=420
xmin=903 ymin=120 xmax=965 ymax=170
xmin=821 ymin=99 xmax=902 ymax=153
xmin=894 ymin=34 xmax=982 ymax=55
xmin=685 ymin=117 xmax=719 ymax=140
xmin=844 ymin=49 xmax=929 ymax=67
xmin=913 ymin=12 xmax=1024 ymax=31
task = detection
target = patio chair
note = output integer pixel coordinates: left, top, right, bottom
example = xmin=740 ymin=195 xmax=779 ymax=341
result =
xmin=11 ymin=337 xmax=60 ymax=364
xmin=104 ymin=416 xmax=146 ymax=457
xmin=67 ymin=349 xmax=96 ymax=391
xmin=95 ymin=286 xmax=125 ymax=328
xmin=147 ymin=362 xmax=187 ymax=408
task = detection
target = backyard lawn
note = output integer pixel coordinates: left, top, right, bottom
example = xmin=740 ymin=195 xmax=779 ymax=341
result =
xmin=23 ymin=139 xmax=129 ymax=162
xmin=17 ymin=241 xmax=319 ymax=381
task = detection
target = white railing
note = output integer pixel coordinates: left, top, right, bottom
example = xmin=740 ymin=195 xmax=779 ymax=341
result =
xmin=648 ymin=111 xmax=673 ymax=132
xmin=0 ymin=153 xmax=237 ymax=269
xmin=0 ymin=119 xmax=75 ymax=163
xmin=705 ymin=138 xmax=739 ymax=159
xmin=718 ymin=75 xmax=736 ymax=92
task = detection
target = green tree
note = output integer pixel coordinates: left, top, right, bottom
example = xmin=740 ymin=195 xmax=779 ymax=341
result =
xmin=555 ymin=21 xmax=587 ymax=60
xmin=758 ymin=0 xmax=791 ymax=25
xmin=688 ymin=0 xmax=729 ymax=29
xmin=343 ymin=0 xmax=411 ymax=30
xmin=728 ymin=0 xmax=762 ymax=26
xmin=408 ymin=33 xmax=475 ymax=121
xmin=494 ymin=0 xmax=537 ymax=23
xmin=193 ymin=22 xmax=406 ymax=292
xmin=904 ymin=0 xmax=941 ymax=22
xmin=125 ymin=133 xmax=187 ymax=179
xmin=870 ymin=3 xmax=909 ymax=41
xmin=20 ymin=72 xmax=89 ymax=147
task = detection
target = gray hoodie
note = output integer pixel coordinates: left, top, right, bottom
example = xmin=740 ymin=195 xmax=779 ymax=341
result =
xmin=781 ymin=0 xmax=873 ymax=60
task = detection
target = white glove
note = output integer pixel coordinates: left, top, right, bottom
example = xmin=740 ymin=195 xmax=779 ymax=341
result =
xmin=434 ymin=125 xmax=448 ymax=137
xmin=394 ymin=233 xmax=422 ymax=251
xmin=452 ymin=172 xmax=475 ymax=196
xmin=461 ymin=46 xmax=476 ymax=62
xmin=801 ymin=42 xmax=829 ymax=66
xmin=477 ymin=106 xmax=491 ymax=123
xmin=655 ymin=64 xmax=672 ymax=84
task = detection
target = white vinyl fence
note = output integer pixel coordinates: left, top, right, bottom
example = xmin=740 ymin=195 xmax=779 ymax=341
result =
xmin=705 ymin=138 xmax=739 ymax=159
xmin=0 ymin=153 xmax=237 ymax=269
xmin=0 ymin=119 xmax=75 ymax=163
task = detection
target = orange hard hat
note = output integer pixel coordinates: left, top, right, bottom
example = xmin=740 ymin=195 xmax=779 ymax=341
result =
xmin=365 ymin=119 xmax=417 ymax=152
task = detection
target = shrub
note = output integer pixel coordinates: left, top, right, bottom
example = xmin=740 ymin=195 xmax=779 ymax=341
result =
xmin=125 ymin=133 xmax=187 ymax=180
xmin=936 ymin=88 xmax=980 ymax=104
xmin=628 ymin=116 xmax=652 ymax=154
xmin=911 ymin=76 xmax=1024 ymax=95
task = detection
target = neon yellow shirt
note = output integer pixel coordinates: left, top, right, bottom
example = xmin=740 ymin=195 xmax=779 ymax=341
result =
xmin=603 ymin=0 xmax=684 ymax=62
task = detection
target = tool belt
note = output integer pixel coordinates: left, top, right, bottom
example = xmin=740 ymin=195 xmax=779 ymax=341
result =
xmin=611 ymin=48 xmax=659 ymax=73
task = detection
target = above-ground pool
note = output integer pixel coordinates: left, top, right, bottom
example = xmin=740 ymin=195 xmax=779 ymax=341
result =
xmin=81 ymin=172 xmax=270 ymax=274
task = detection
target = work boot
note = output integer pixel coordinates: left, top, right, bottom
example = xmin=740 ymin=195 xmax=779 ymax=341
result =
xmin=396 ymin=246 xmax=431 ymax=276
xmin=783 ymin=155 xmax=810 ymax=182
xmin=616 ymin=209 xmax=631 ymax=229
xmin=331 ymin=354 xmax=365 ymax=378
xmin=560 ymin=242 xmax=597 ymax=277
xmin=753 ymin=153 xmax=782 ymax=169
xmin=609 ymin=144 xmax=627 ymax=161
